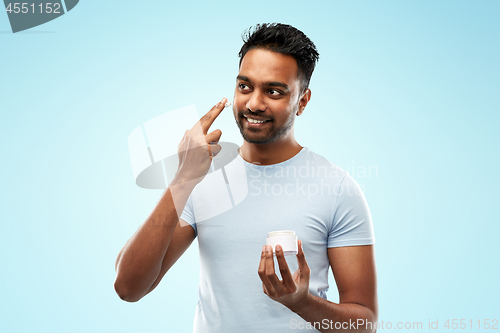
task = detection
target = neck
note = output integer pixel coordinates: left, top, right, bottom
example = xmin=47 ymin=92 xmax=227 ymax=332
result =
xmin=239 ymin=131 xmax=303 ymax=165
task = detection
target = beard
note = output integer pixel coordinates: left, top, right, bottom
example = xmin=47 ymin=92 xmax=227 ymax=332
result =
xmin=235 ymin=106 xmax=297 ymax=145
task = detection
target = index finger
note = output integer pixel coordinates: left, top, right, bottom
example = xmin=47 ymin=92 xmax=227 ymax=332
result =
xmin=199 ymin=98 xmax=227 ymax=134
xmin=258 ymin=246 xmax=276 ymax=297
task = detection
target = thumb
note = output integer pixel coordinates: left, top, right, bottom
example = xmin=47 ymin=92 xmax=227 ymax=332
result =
xmin=209 ymin=143 xmax=222 ymax=157
xmin=206 ymin=129 xmax=222 ymax=144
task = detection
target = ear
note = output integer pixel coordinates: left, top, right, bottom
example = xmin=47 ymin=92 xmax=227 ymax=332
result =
xmin=297 ymin=89 xmax=311 ymax=116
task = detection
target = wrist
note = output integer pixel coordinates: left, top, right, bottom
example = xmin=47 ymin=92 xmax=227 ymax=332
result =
xmin=287 ymin=291 xmax=314 ymax=314
xmin=170 ymin=174 xmax=200 ymax=190
xmin=168 ymin=176 xmax=198 ymax=202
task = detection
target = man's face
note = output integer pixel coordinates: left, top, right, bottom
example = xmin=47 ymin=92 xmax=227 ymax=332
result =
xmin=233 ymin=48 xmax=304 ymax=145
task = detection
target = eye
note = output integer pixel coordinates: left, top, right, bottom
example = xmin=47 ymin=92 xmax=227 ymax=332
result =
xmin=239 ymin=83 xmax=251 ymax=91
xmin=268 ymin=89 xmax=283 ymax=96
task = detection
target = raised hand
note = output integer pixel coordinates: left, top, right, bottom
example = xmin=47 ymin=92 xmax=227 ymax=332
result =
xmin=174 ymin=98 xmax=228 ymax=185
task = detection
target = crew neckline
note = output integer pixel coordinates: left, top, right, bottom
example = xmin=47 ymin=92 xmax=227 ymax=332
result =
xmin=236 ymin=147 xmax=309 ymax=168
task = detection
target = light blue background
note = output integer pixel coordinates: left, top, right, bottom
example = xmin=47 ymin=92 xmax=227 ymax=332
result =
xmin=1 ymin=1 xmax=498 ymax=332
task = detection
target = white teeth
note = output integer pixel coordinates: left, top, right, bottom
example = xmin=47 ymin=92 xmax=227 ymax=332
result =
xmin=247 ymin=118 xmax=266 ymax=124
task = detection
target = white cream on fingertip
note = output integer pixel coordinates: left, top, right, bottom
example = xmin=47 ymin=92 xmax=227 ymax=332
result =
xmin=224 ymin=102 xmax=232 ymax=108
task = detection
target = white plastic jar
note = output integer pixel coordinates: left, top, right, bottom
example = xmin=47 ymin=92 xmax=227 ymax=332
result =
xmin=266 ymin=230 xmax=298 ymax=256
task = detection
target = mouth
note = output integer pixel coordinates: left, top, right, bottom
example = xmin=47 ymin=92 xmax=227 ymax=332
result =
xmin=243 ymin=115 xmax=271 ymax=126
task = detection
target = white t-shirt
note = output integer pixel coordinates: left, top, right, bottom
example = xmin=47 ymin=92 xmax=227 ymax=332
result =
xmin=180 ymin=147 xmax=375 ymax=332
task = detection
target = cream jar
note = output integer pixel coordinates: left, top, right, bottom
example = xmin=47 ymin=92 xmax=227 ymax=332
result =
xmin=266 ymin=230 xmax=298 ymax=256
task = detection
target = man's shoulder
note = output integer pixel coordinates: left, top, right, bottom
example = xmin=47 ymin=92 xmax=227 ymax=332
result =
xmin=302 ymin=148 xmax=349 ymax=180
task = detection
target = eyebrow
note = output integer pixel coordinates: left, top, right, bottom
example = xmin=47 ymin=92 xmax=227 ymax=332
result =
xmin=237 ymin=75 xmax=290 ymax=92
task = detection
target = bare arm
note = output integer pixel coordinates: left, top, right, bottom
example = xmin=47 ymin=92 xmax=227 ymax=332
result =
xmin=259 ymin=243 xmax=378 ymax=333
xmin=114 ymin=98 xmax=228 ymax=302
xmin=113 ymin=182 xmax=196 ymax=302
xmin=292 ymin=245 xmax=378 ymax=332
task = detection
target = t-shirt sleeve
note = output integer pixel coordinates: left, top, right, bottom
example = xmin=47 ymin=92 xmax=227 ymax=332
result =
xmin=180 ymin=195 xmax=197 ymax=237
xmin=328 ymin=173 xmax=375 ymax=248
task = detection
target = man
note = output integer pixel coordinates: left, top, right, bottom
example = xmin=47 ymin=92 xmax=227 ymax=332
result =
xmin=114 ymin=23 xmax=378 ymax=332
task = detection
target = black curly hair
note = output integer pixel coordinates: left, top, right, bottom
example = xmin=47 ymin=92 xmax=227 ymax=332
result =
xmin=238 ymin=23 xmax=320 ymax=93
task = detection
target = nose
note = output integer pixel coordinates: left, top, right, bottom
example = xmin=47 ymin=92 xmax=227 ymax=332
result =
xmin=245 ymin=90 xmax=267 ymax=113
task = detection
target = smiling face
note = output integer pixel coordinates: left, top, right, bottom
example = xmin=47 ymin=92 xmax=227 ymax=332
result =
xmin=233 ymin=48 xmax=308 ymax=145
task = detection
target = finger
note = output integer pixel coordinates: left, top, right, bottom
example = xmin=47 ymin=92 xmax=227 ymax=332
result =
xmin=198 ymin=102 xmax=219 ymax=124
xmin=208 ymin=143 xmax=221 ymax=157
xmin=262 ymin=280 xmax=273 ymax=297
xmin=265 ymin=245 xmax=286 ymax=296
xmin=200 ymin=98 xmax=227 ymax=134
xmin=190 ymin=102 xmax=218 ymax=134
xmin=292 ymin=269 xmax=300 ymax=283
xmin=262 ymin=283 xmax=269 ymax=295
xmin=275 ymin=245 xmax=296 ymax=292
xmin=258 ymin=246 xmax=276 ymax=297
xmin=206 ymin=129 xmax=222 ymax=157
xmin=205 ymin=129 xmax=222 ymax=144
xmin=297 ymin=240 xmax=310 ymax=281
